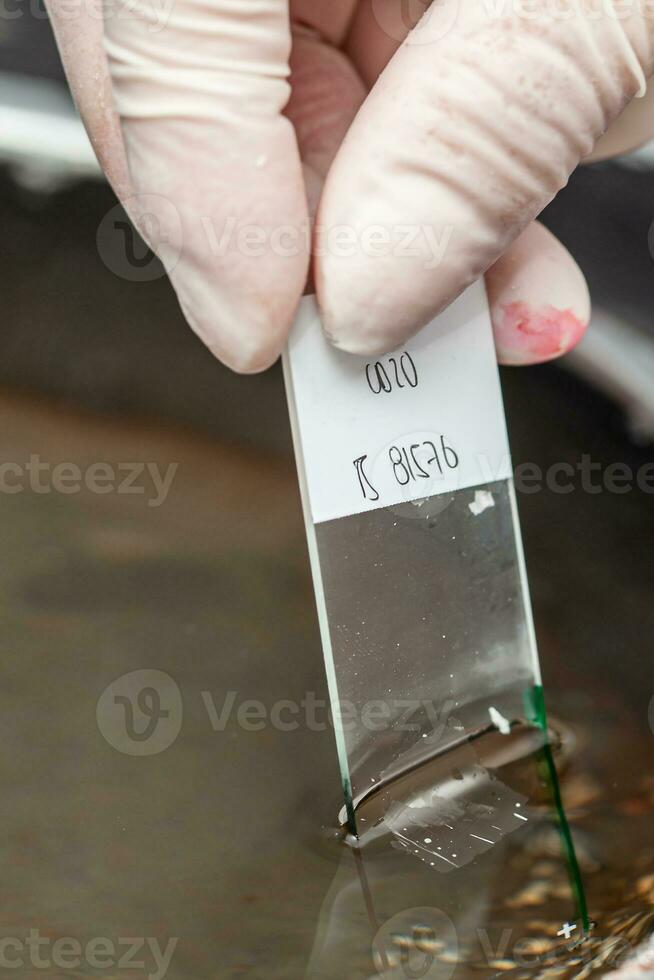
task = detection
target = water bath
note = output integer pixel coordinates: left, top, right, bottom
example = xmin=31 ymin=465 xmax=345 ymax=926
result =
xmin=0 ymin=350 xmax=650 ymax=978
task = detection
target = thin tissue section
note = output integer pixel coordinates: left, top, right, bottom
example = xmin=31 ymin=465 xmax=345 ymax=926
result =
xmin=385 ymin=762 xmax=530 ymax=874
xmin=468 ymin=490 xmax=495 ymax=517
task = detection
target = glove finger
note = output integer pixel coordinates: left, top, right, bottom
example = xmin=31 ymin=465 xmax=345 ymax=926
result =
xmin=486 ymin=221 xmax=590 ymax=366
xmin=44 ymin=0 xmax=132 ymax=199
xmin=316 ymin=1 xmax=652 ymax=354
xmin=350 ymin=0 xmax=654 ymax=163
xmin=102 ymin=0 xmax=309 ymax=373
xmin=588 ymin=84 xmax=654 ymax=160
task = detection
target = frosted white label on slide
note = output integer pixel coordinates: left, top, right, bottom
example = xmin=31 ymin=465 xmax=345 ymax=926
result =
xmin=284 ymin=281 xmax=512 ymax=525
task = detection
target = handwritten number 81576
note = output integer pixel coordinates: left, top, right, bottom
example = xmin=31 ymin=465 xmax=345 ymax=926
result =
xmin=389 ymin=438 xmax=459 ymax=487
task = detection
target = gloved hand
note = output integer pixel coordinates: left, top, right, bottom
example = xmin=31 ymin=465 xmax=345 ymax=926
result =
xmin=45 ymin=0 xmax=654 ymax=371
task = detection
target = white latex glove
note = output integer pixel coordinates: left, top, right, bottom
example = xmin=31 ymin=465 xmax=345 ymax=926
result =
xmin=45 ymin=0 xmax=654 ymax=372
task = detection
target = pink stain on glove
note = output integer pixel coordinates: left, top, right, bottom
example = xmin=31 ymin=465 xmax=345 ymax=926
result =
xmin=496 ymin=301 xmax=587 ymax=366
xmin=485 ymin=222 xmax=590 ymax=366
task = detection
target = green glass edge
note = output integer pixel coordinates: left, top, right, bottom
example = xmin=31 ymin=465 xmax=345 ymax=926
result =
xmin=524 ymin=684 xmax=590 ymax=934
